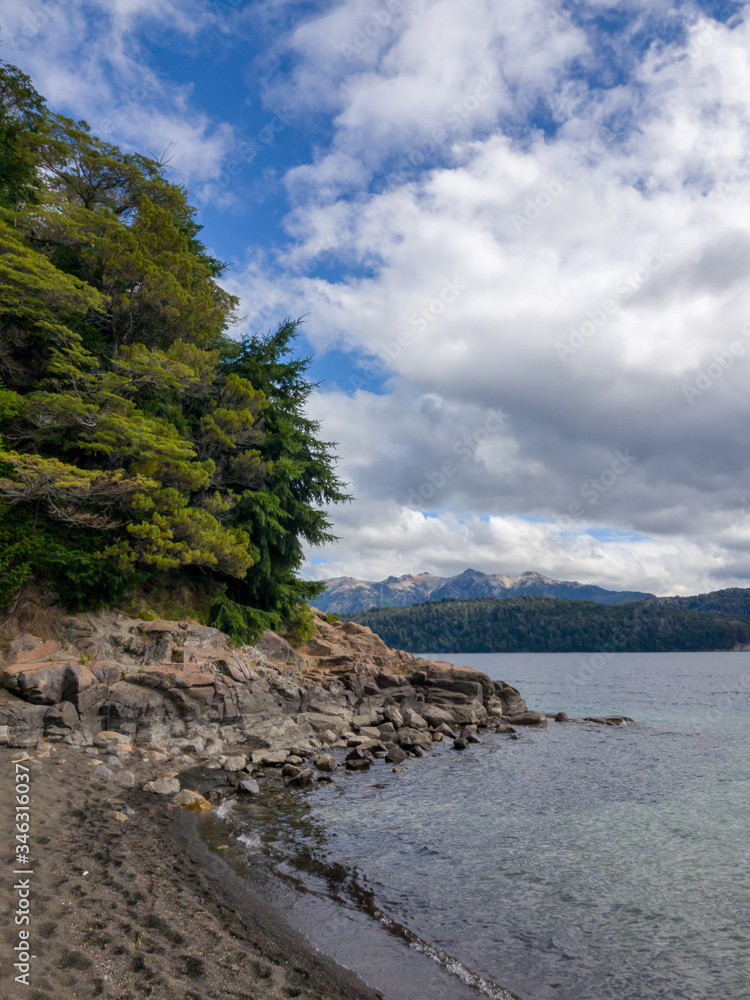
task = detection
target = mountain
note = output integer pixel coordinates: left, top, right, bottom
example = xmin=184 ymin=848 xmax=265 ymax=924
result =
xmin=312 ymin=567 xmax=655 ymax=615
xmin=349 ymin=595 xmax=750 ymax=654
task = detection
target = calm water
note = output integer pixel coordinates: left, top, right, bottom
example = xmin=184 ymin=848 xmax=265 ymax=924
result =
xmin=217 ymin=652 xmax=750 ymax=1000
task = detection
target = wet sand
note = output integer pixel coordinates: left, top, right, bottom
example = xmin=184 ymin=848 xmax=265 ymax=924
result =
xmin=0 ymin=745 xmax=387 ymax=1000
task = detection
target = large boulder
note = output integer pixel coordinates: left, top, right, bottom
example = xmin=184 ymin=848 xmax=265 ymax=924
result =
xmin=420 ymin=704 xmax=456 ymax=728
xmin=395 ymin=727 xmax=433 ymax=750
xmin=507 ymin=711 xmax=547 ymax=727
xmin=1 ymin=662 xmax=69 ymax=704
xmin=401 ymin=707 xmax=429 ymax=730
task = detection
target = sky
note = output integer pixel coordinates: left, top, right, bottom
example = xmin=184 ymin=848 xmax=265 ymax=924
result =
xmin=3 ymin=0 xmax=750 ymax=596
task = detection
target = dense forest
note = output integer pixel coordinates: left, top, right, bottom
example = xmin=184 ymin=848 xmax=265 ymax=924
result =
xmin=0 ymin=60 xmax=348 ymax=641
xmin=349 ymin=595 xmax=750 ymax=653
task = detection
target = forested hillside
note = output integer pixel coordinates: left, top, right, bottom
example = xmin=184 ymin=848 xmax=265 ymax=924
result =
xmin=0 ymin=60 xmax=348 ymax=640
xmin=350 ymin=596 xmax=750 ymax=653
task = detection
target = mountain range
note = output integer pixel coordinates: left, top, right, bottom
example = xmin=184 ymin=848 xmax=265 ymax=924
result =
xmin=312 ymin=568 xmax=654 ymax=615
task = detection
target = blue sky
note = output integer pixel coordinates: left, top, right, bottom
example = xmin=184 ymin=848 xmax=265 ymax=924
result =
xmin=3 ymin=0 xmax=750 ymax=595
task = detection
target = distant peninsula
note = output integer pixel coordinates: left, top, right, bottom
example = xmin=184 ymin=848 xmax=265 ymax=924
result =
xmin=336 ymin=588 xmax=750 ymax=653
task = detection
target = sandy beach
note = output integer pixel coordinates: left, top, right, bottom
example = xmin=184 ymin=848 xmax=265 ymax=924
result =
xmin=0 ymin=744 xmax=386 ymax=1000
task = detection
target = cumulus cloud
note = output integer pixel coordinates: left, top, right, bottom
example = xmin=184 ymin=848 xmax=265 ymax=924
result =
xmin=254 ymin=2 xmax=750 ymax=593
xmin=0 ymin=0 xmax=235 ymax=183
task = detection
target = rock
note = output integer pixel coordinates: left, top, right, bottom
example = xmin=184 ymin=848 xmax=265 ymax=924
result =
xmin=44 ymin=701 xmax=80 ymax=730
xmin=431 ymin=731 xmax=443 ymax=742
xmin=173 ymin=789 xmax=211 ymax=811
xmin=458 ymin=728 xmax=480 ymax=744
xmin=222 ymin=755 xmax=247 ymax=772
xmin=507 ymin=711 xmax=548 ymax=727
xmin=395 ymin=727 xmax=433 ymax=750
xmin=285 ymin=754 xmax=303 ymax=766
xmin=143 ymin=776 xmax=180 ymax=795
xmin=356 ymin=725 xmax=383 ymax=740
xmin=113 ymin=770 xmax=136 ymax=790
xmin=452 ymin=702 xmax=489 ymax=726
xmin=321 ymin=729 xmax=337 ymax=743
xmin=384 ymin=746 xmax=407 ymax=764
xmin=1 ymin=662 xmax=68 ymax=704
xmin=105 ymin=755 xmax=124 ymax=769
xmin=494 ymin=681 xmax=527 ymax=717
xmin=0 ymin=725 xmax=9 ymax=745
xmin=345 ymin=758 xmax=370 ymax=771
xmin=346 ymin=735 xmax=372 ymax=747
xmin=346 ymin=746 xmax=373 ymax=761
xmin=250 ymin=749 xmax=288 ymax=766
xmin=314 ymin=754 xmax=338 ymax=772
xmin=92 ymin=764 xmax=112 ymax=779
xmin=421 ymin=705 xmax=456 ymax=728
xmin=256 ymin=631 xmax=304 ymax=667
xmin=297 ymin=711 xmax=349 ymax=737
xmin=382 ymin=704 xmax=404 ymax=728
xmin=236 ymin=778 xmax=260 ymax=795
xmin=94 ymin=730 xmax=131 ymax=748
xmin=494 ymin=723 xmax=516 ymax=733
xmin=453 ymin=737 xmax=469 ymax=750
xmin=287 ymin=768 xmax=314 ymax=787
xmin=436 ymin=723 xmax=457 ymax=737
xmin=110 ymin=811 xmax=129 ymax=823
xmin=281 ymin=763 xmax=302 ymax=778
xmin=402 ymin=707 xmax=429 ymax=730
xmin=377 ymin=721 xmax=396 ymax=739
xmin=554 ymin=712 xmax=569 ymax=722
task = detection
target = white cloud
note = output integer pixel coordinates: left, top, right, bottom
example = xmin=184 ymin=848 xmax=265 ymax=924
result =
xmin=258 ymin=4 xmax=750 ymax=591
xmin=303 ymin=501 xmax=738 ymax=597
xmin=0 ymin=0 xmax=235 ymax=183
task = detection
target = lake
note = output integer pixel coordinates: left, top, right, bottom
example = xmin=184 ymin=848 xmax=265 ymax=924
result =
xmin=220 ymin=652 xmax=750 ymax=1000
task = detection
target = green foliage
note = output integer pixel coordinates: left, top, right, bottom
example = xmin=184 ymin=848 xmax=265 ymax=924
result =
xmin=282 ymin=603 xmax=317 ymax=647
xmin=208 ymin=593 xmax=280 ymax=644
xmin=0 ymin=58 xmax=347 ymax=633
xmin=351 ymin=595 xmax=750 ymax=653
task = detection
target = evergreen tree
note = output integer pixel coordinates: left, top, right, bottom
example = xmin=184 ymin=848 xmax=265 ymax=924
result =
xmin=0 ymin=59 xmax=347 ymax=641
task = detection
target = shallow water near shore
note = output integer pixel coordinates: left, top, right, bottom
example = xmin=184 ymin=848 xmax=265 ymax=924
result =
xmin=210 ymin=652 xmax=750 ymax=1000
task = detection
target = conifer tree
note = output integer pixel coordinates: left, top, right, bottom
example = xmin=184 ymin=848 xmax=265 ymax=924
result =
xmin=0 ymin=59 xmax=348 ymax=640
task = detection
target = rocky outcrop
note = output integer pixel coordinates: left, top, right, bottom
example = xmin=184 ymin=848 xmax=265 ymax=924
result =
xmin=0 ymin=608 xmax=528 ymax=751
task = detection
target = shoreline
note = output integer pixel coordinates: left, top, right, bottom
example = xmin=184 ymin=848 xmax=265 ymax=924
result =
xmin=0 ymin=744 xmax=387 ymax=1000
xmin=0 ymin=611 xmax=610 ymax=1000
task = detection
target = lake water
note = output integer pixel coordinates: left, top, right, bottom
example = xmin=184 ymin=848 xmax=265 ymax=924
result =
xmin=217 ymin=652 xmax=750 ymax=1000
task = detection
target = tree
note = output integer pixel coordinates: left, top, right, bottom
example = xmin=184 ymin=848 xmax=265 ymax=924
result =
xmin=0 ymin=59 xmax=348 ymax=640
